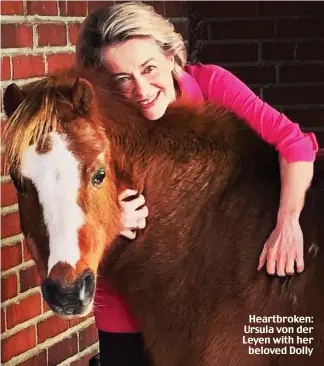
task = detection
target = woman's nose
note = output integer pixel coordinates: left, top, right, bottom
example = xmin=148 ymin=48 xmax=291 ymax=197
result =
xmin=133 ymin=76 xmax=151 ymax=98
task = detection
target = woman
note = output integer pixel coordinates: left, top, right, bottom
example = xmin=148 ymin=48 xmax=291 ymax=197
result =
xmin=76 ymin=2 xmax=318 ymax=365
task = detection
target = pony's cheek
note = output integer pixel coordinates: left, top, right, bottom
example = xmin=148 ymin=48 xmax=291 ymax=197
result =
xmin=25 ymin=235 xmax=48 ymax=281
xmin=77 ymin=226 xmax=107 ymax=273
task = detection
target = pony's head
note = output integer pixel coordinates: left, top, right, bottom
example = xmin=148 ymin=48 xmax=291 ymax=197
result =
xmin=3 ymin=71 xmax=122 ymax=317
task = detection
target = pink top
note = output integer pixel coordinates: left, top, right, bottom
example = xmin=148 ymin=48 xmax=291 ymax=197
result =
xmin=94 ymin=63 xmax=318 ymax=333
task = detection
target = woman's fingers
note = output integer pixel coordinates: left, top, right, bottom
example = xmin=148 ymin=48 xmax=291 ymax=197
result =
xmin=119 ymin=189 xmax=138 ymax=202
xmin=137 ymin=217 xmax=146 ymax=229
xmin=118 ymin=189 xmax=149 ymax=239
xmin=295 ymin=248 xmax=305 ymax=273
xmin=120 ymin=193 xmax=146 ymax=211
xmin=257 ymin=246 xmax=267 ymax=271
xmin=121 ymin=205 xmax=149 ymax=228
xmin=120 ymin=229 xmax=137 ymax=240
xmin=258 ymin=220 xmax=304 ymax=276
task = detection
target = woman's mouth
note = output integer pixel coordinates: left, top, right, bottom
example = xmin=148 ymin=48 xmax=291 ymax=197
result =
xmin=138 ymin=91 xmax=160 ymax=109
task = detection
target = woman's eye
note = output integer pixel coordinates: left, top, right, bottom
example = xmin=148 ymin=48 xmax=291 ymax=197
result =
xmin=92 ymin=169 xmax=106 ymax=187
xmin=144 ymin=65 xmax=156 ymax=74
xmin=117 ymin=77 xmax=130 ymax=85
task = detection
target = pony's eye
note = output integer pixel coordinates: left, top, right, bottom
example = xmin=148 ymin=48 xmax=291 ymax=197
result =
xmin=91 ymin=169 xmax=106 ymax=187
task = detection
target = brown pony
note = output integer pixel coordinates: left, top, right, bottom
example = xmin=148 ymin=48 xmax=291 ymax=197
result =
xmin=3 ymin=69 xmax=324 ymax=366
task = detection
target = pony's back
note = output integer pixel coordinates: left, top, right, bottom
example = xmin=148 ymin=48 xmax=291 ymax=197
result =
xmin=102 ymin=102 xmax=324 ymax=366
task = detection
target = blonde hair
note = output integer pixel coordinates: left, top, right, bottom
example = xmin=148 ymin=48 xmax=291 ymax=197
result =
xmin=76 ymin=1 xmax=187 ymax=76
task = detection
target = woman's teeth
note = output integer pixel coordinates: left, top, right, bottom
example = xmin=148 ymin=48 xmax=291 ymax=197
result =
xmin=139 ymin=93 xmax=158 ymax=106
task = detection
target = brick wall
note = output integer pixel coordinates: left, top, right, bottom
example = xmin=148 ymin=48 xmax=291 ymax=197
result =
xmin=1 ymin=2 xmax=103 ymax=365
xmin=0 ymin=1 xmax=188 ymax=365
xmin=187 ymin=1 xmax=324 ymax=146
xmin=1 ymin=1 xmax=323 ymax=365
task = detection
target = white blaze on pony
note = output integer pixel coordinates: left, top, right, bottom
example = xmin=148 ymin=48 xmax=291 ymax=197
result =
xmin=21 ymin=132 xmax=84 ymax=274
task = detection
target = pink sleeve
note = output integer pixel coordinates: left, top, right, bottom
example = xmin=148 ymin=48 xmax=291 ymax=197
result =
xmin=193 ymin=64 xmax=319 ymax=163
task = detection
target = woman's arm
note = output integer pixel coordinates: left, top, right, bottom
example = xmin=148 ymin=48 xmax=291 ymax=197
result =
xmin=191 ymin=63 xmax=318 ymax=275
xmin=257 ymin=158 xmax=313 ymax=275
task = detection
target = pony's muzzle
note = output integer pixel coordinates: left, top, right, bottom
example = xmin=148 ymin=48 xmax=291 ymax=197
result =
xmin=41 ymin=269 xmax=95 ymax=316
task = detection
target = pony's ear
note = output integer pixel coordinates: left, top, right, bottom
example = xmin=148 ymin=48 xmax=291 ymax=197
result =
xmin=3 ymin=83 xmax=26 ymax=118
xmin=71 ymin=77 xmax=93 ymax=116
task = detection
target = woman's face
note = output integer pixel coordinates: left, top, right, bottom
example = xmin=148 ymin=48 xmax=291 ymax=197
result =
xmin=102 ymin=37 xmax=176 ymax=120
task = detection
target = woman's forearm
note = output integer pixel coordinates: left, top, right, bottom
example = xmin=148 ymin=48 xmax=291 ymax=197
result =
xmin=277 ymin=157 xmax=314 ymax=224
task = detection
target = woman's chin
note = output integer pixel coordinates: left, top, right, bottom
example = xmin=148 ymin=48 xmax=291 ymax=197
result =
xmin=142 ymin=103 xmax=168 ymax=121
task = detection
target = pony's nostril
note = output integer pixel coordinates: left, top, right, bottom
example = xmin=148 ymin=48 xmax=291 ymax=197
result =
xmin=78 ymin=270 xmax=95 ymax=301
xmin=42 ymin=278 xmax=61 ymax=305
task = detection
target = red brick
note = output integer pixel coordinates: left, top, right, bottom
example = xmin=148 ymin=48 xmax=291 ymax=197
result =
xmin=1 ymin=273 xmax=18 ymax=302
xmin=46 ymin=53 xmax=75 ymax=73
xmin=79 ymin=322 xmax=98 ymax=351
xmin=1 ymin=181 xmax=18 ymax=207
xmin=37 ymin=315 xmax=69 ymax=343
xmin=1 ymin=154 xmax=9 ymax=176
xmin=279 ymin=64 xmax=324 ymax=83
xmin=6 ymin=293 xmax=42 ymax=329
xmin=259 ymin=2 xmax=324 ymax=16
xmin=69 ymin=23 xmax=82 ymax=45
xmin=209 ymin=19 xmax=274 ymax=40
xmin=251 ymin=87 xmax=261 ymax=97
xmin=13 ymin=55 xmax=45 ymax=79
xmin=47 ymin=334 xmax=78 ymax=365
xmin=1 ymin=0 xmax=24 ymax=15
xmin=226 ymin=65 xmax=276 ymax=85
xmin=189 ymin=1 xmax=257 ymax=18
xmin=197 ymin=43 xmax=258 ymax=64
xmin=1 ymin=308 xmax=6 ymax=333
xmin=69 ymin=312 xmax=93 ymax=327
xmin=1 ymin=211 xmax=21 ymax=238
xmin=38 ymin=23 xmax=67 ymax=47
xmin=68 ymin=316 xmax=86 ymax=327
xmin=68 ymin=312 xmax=94 ymax=327
xmin=70 ymin=349 xmax=99 ymax=366
xmin=261 ymin=42 xmax=295 ymax=61
xmin=263 ymin=86 xmax=324 ymax=106
xmin=1 ymin=326 xmax=36 ymax=363
xmin=315 ymin=132 xmax=324 ymax=148
xmin=1 ymin=24 xmax=33 ymax=48
xmin=297 ymin=41 xmax=324 ymax=61
xmin=20 ymin=265 xmax=41 ymax=293
xmin=1 ymin=241 xmax=22 ymax=271
xmin=26 ymin=0 xmax=58 ymax=15
xmin=58 ymin=0 xmax=67 ymax=16
xmin=88 ymin=1 xmax=114 ymax=14
xmin=23 ymin=239 xmax=33 ymax=261
xmin=66 ymin=1 xmax=87 ymax=16
xmin=149 ymin=1 xmax=165 ymax=17
xmin=43 ymin=298 xmax=51 ymax=313
xmin=173 ymin=21 xmax=189 ymax=41
xmin=19 ymin=351 xmax=47 ymax=366
xmin=1 ymin=57 xmax=11 ymax=81
xmin=284 ymin=109 xmax=324 ymax=129
xmin=165 ymin=1 xmax=187 ymax=17
xmin=142 ymin=1 xmax=166 ymax=20
xmin=277 ymin=18 xmax=324 ymax=38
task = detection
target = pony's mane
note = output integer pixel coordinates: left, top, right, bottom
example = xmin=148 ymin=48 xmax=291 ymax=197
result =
xmin=4 ymin=75 xmax=65 ymax=173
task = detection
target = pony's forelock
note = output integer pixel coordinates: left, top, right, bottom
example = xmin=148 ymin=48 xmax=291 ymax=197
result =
xmin=4 ymin=77 xmax=59 ymax=175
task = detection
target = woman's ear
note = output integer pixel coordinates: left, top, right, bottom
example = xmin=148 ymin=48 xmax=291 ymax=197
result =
xmin=166 ymin=54 xmax=175 ymax=72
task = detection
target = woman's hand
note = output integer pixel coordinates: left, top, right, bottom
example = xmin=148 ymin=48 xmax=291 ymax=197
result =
xmin=119 ymin=189 xmax=149 ymax=240
xmin=257 ymin=217 xmax=304 ymax=276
